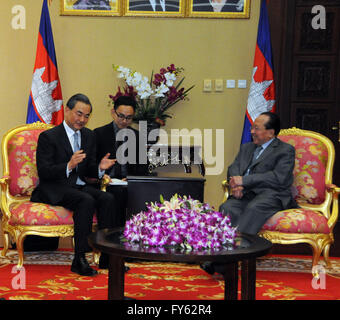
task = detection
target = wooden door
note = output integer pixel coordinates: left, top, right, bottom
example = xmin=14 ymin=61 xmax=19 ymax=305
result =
xmin=267 ymin=0 xmax=340 ymax=256
xmin=268 ymin=0 xmax=340 ymax=186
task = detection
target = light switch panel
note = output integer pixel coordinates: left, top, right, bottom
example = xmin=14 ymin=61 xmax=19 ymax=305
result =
xmin=226 ymin=80 xmax=236 ymax=88
xmin=203 ymin=79 xmax=212 ymax=92
xmin=215 ymin=79 xmax=223 ymax=92
xmin=238 ymin=80 xmax=247 ymax=89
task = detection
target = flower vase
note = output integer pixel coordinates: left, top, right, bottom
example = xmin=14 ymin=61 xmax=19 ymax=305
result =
xmin=146 ymin=122 xmax=160 ymax=145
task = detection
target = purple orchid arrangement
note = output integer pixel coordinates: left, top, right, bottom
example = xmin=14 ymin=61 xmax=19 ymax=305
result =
xmin=123 ymin=195 xmax=237 ymax=251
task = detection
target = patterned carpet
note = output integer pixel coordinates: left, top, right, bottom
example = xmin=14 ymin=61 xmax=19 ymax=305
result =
xmin=1 ymin=250 xmax=340 ymax=300
xmin=1 ymin=249 xmax=340 ymax=275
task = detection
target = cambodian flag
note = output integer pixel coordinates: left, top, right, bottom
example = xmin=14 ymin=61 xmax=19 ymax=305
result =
xmin=26 ymin=0 xmax=63 ymax=125
xmin=241 ymin=0 xmax=275 ymax=144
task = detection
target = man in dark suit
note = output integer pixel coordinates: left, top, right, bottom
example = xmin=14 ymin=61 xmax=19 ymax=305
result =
xmin=201 ymin=112 xmax=297 ymax=274
xmin=220 ymin=112 xmax=297 ymax=235
xmin=94 ymin=96 xmax=147 ymax=227
xmin=31 ymin=93 xmax=117 ymax=276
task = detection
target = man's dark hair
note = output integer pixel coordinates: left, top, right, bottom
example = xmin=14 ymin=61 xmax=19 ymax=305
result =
xmin=66 ymin=93 xmax=92 ymax=113
xmin=114 ymin=96 xmax=136 ymax=111
xmin=261 ymin=112 xmax=281 ymax=136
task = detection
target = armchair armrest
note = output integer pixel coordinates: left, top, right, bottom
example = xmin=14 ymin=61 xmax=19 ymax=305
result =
xmin=221 ymin=179 xmax=230 ymax=202
xmin=0 ymin=175 xmax=10 ymax=191
xmin=326 ymin=184 xmax=340 ymax=194
xmin=326 ymin=184 xmax=340 ymax=229
xmin=0 ymin=175 xmax=11 ymax=221
xmin=100 ymin=174 xmax=111 ymax=192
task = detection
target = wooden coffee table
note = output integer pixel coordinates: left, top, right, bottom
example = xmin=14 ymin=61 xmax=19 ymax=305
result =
xmin=88 ymin=228 xmax=272 ymax=300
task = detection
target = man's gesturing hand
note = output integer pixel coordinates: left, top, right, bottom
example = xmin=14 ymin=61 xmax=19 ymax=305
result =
xmin=99 ymin=153 xmax=116 ymax=171
xmin=68 ymin=150 xmax=86 ymax=171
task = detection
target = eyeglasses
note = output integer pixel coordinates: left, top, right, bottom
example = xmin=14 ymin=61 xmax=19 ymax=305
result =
xmin=115 ymin=110 xmax=134 ymax=121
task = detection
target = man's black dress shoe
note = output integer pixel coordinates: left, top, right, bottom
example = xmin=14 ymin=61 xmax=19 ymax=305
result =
xmin=71 ymin=256 xmax=98 ymax=276
xmin=200 ymin=262 xmax=215 ymax=275
xmin=99 ymin=253 xmax=130 ymax=272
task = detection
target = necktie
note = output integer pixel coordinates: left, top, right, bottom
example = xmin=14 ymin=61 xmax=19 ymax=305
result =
xmin=73 ymin=131 xmax=80 ymax=152
xmin=245 ymin=145 xmax=263 ymax=175
xmin=72 ymin=131 xmax=85 ymax=185
xmin=252 ymin=145 xmax=263 ymax=163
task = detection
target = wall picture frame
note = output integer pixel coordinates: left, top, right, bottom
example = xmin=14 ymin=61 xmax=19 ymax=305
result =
xmin=187 ymin=0 xmax=250 ymax=18
xmin=60 ymin=0 xmax=122 ymax=16
xmin=124 ymin=0 xmax=186 ymax=17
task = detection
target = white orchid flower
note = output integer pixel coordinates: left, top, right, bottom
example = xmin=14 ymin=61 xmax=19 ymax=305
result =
xmin=136 ymin=81 xmax=153 ymax=99
xmin=154 ymin=83 xmax=169 ymax=98
xmin=131 ymin=72 xmax=143 ymax=87
xmin=117 ymin=66 xmax=131 ymax=79
xmin=164 ymin=72 xmax=176 ymax=87
xmin=139 ymin=89 xmax=153 ymax=99
xmin=125 ymin=75 xmax=133 ymax=86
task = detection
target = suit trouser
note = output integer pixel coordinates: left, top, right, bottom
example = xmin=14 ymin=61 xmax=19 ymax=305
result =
xmin=59 ymin=185 xmax=117 ymax=254
xmin=219 ymin=190 xmax=284 ymax=235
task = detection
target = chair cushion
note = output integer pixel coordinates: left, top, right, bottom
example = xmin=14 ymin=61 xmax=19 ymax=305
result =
xmin=7 ymin=129 xmax=43 ymax=197
xmin=262 ymin=208 xmax=330 ymax=234
xmin=9 ymin=201 xmax=98 ymax=227
xmin=279 ymin=134 xmax=328 ymax=205
xmin=9 ymin=201 xmax=74 ymax=226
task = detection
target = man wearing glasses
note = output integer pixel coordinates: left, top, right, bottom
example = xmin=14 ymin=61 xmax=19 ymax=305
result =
xmin=94 ymin=96 xmax=146 ymax=231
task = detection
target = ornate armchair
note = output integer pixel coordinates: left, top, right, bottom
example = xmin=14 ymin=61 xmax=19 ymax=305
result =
xmin=222 ymin=128 xmax=340 ymax=274
xmin=0 ymin=122 xmax=99 ymax=267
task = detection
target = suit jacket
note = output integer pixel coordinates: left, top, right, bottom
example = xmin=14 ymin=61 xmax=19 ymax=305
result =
xmin=94 ymin=122 xmax=147 ymax=178
xmin=227 ymin=137 xmax=297 ymax=209
xmin=31 ymin=124 xmax=99 ymax=205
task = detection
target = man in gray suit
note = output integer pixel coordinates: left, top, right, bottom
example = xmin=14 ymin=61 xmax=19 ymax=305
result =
xmin=201 ymin=112 xmax=297 ymax=275
xmin=220 ymin=112 xmax=297 ymax=235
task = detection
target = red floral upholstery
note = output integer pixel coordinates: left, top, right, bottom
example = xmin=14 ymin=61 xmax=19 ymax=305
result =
xmin=261 ymin=134 xmax=330 ymax=235
xmin=262 ymin=209 xmax=330 ymax=234
xmin=255 ymin=128 xmax=340 ymax=272
xmin=279 ymin=135 xmax=328 ymax=205
xmin=9 ymin=201 xmax=97 ymax=226
xmin=7 ymin=129 xmax=43 ymax=197
xmin=9 ymin=201 xmax=74 ymax=226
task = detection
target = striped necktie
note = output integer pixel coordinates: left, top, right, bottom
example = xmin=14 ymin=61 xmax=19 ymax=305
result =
xmin=73 ymin=131 xmax=80 ymax=152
